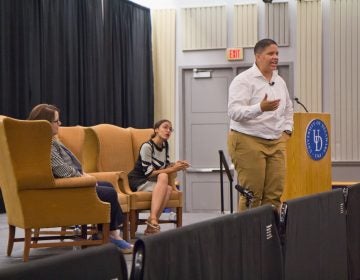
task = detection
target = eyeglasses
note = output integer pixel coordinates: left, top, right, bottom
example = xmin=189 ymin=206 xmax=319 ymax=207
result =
xmin=162 ymin=126 xmax=174 ymax=132
xmin=160 ymin=126 xmax=174 ymax=132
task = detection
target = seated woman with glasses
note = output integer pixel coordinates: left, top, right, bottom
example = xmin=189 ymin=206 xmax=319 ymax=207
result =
xmin=128 ymin=119 xmax=190 ymax=235
xmin=28 ymin=104 xmax=133 ymax=254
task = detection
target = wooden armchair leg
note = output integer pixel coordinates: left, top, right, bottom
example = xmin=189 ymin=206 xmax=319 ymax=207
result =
xmin=23 ymin=228 xmax=32 ymax=262
xmin=102 ymin=223 xmax=110 ymax=243
xmin=32 ymin=228 xmax=40 ymax=244
xmin=7 ymin=225 xmax=15 ymax=256
xmin=135 ymin=212 xmax=140 ymax=233
xmin=176 ymin=207 xmax=183 ymax=228
xmin=60 ymin=226 xmax=67 ymax=241
xmin=122 ymin=212 xmax=130 ymax=241
xmin=130 ymin=210 xmax=137 ymax=239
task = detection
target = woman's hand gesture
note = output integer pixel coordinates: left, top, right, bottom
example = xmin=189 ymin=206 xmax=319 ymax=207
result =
xmin=172 ymin=160 xmax=190 ymax=171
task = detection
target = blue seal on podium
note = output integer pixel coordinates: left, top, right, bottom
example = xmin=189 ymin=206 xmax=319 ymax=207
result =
xmin=305 ymin=119 xmax=329 ymax=160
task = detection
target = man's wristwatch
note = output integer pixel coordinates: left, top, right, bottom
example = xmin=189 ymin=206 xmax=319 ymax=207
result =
xmin=284 ymin=130 xmax=292 ymax=136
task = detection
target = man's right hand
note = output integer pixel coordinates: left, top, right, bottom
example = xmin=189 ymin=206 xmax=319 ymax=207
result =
xmin=260 ymin=94 xmax=280 ymax=112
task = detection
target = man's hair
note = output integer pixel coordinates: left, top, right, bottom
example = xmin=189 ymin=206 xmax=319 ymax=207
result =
xmin=28 ymin=104 xmax=60 ymax=123
xmin=254 ymin=39 xmax=278 ymax=55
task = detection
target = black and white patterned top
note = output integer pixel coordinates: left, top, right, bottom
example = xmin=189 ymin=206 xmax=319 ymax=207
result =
xmin=51 ymin=139 xmax=83 ymax=178
xmin=128 ymin=139 xmax=170 ymax=191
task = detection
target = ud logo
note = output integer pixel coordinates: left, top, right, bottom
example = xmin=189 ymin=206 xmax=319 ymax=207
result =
xmin=305 ymin=119 xmax=329 ymax=160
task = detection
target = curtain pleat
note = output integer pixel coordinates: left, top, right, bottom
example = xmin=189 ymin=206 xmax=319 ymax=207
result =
xmin=39 ymin=0 xmax=105 ymax=126
xmin=0 ymin=0 xmax=41 ymax=119
xmin=104 ymin=0 xmax=154 ymax=128
xmin=0 ymin=0 xmax=153 ymax=127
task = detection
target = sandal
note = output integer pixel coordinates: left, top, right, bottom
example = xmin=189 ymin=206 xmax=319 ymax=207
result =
xmin=145 ymin=219 xmax=160 ymax=230
xmin=144 ymin=219 xmax=160 ymax=235
xmin=144 ymin=224 xmax=160 ymax=235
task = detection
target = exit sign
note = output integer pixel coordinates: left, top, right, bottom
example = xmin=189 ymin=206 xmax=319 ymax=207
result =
xmin=227 ymin=48 xmax=243 ymax=61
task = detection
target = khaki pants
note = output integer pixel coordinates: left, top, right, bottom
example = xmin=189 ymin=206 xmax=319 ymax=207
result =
xmin=227 ymin=130 xmax=287 ymax=211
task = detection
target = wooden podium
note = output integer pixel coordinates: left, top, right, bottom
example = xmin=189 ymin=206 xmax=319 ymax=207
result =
xmin=281 ymin=112 xmax=331 ymax=201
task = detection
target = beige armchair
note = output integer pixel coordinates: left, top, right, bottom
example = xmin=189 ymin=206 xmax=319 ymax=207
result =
xmin=0 ymin=116 xmax=110 ymax=261
xmin=91 ymin=124 xmax=183 ymax=239
xmin=57 ymin=126 xmax=130 ymax=241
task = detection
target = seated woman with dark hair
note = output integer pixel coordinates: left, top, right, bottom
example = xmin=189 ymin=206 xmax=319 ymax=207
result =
xmin=28 ymin=104 xmax=133 ymax=254
xmin=128 ymin=119 xmax=190 ymax=235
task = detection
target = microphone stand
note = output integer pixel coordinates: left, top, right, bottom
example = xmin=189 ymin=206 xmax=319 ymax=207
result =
xmin=294 ymin=97 xmax=309 ymax=113
xmin=219 ymin=150 xmax=234 ymax=214
xmin=235 ymin=184 xmax=254 ymax=209
xmin=246 ymin=195 xmax=253 ymax=209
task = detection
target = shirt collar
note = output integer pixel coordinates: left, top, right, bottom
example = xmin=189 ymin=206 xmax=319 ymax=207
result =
xmin=250 ymin=63 xmax=279 ymax=82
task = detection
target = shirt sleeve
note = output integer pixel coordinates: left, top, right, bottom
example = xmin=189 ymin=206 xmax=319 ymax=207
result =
xmin=228 ymin=76 xmax=263 ymax=122
xmin=282 ymin=86 xmax=294 ymax=131
xmin=51 ymin=141 xmax=82 ymax=178
xmin=139 ymin=143 xmax=154 ymax=177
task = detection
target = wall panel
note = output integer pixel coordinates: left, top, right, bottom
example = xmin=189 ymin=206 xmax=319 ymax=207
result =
xmin=265 ymin=2 xmax=289 ymax=46
xmin=151 ymin=9 xmax=176 ymax=158
xmin=330 ymin=0 xmax=360 ymax=161
xmin=182 ymin=5 xmax=226 ymax=51
xmin=296 ymin=0 xmax=322 ymax=113
xmin=233 ymin=4 xmax=258 ymax=47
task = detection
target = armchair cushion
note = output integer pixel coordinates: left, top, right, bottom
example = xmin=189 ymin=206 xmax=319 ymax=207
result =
xmin=92 ymin=124 xmax=135 ymax=173
xmin=2 ymin=119 xmax=55 ymax=191
xmin=88 ymin=171 xmax=130 ymax=213
xmin=128 ymin=127 xmax=153 ymax=162
xmin=57 ymin=126 xmax=84 ymax=161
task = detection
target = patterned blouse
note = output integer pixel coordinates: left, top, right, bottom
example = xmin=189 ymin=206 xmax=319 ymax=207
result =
xmin=128 ymin=140 xmax=170 ymax=191
xmin=51 ymin=139 xmax=83 ymax=178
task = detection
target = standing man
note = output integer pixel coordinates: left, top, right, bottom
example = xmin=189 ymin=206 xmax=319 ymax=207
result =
xmin=227 ymin=38 xmax=293 ymax=211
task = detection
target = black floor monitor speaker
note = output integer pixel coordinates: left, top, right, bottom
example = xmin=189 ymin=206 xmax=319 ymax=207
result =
xmin=131 ymin=205 xmax=283 ymax=280
xmin=346 ymin=184 xmax=360 ymax=280
xmin=0 ymin=244 xmax=127 ymax=280
xmin=282 ymin=189 xmax=348 ymax=280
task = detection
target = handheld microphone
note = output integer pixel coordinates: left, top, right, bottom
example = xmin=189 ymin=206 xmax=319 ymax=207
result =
xmin=294 ymin=97 xmax=309 ymax=112
xmin=269 ymin=82 xmax=275 ymax=86
xmin=235 ymin=184 xmax=254 ymax=200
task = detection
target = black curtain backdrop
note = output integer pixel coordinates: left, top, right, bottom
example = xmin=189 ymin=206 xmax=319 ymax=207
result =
xmin=0 ymin=0 xmax=153 ymax=127
xmin=40 ymin=0 xmax=105 ymax=126
xmin=103 ymin=0 xmax=153 ymax=128
xmin=0 ymin=0 xmax=40 ymax=119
